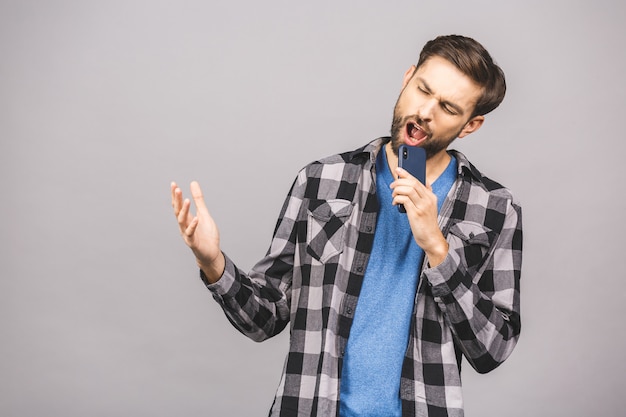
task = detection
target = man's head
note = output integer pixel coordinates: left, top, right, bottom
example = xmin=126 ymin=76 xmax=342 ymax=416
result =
xmin=416 ymin=35 xmax=506 ymax=119
xmin=390 ymin=35 xmax=506 ymax=158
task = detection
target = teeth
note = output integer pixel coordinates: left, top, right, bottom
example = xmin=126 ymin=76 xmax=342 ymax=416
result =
xmin=409 ymin=122 xmax=421 ymax=133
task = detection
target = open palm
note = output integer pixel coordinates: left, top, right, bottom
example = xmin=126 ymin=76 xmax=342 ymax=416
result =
xmin=171 ymin=181 xmax=224 ymax=282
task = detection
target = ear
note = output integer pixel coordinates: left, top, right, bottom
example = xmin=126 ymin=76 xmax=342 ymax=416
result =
xmin=457 ymin=115 xmax=485 ymax=139
xmin=402 ymin=65 xmax=417 ymax=89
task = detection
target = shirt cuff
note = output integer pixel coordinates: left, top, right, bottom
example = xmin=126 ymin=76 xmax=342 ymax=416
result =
xmin=199 ymin=253 xmax=240 ymax=299
xmin=422 ymin=249 xmax=465 ymax=299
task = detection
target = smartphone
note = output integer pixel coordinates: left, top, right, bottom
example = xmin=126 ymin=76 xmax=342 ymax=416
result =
xmin=398 ymin=144 xmax=426 ymax=213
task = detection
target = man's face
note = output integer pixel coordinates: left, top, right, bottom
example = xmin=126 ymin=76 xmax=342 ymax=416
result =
xmin=390 ymin=56 xmax=484 ymax=158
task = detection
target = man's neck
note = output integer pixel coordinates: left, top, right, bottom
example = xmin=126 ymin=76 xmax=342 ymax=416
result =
xmin=384 ymin=142 xmax=451 ymax=185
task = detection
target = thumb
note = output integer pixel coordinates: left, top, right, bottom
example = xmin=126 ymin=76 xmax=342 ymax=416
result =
xmin=190 ymin=181 xmax=209 ymax=213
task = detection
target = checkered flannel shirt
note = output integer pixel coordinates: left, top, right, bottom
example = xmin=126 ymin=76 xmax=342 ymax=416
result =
xmin=203 ymin=137 xmax=523 ymax=417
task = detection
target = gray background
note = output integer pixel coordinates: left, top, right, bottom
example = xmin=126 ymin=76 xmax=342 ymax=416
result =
xmin=1 ymin=0 xmax=624 ymax=416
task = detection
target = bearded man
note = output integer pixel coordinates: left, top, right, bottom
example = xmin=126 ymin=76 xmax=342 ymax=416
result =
xmin=172 ymin=34 xmax=522 ymax=417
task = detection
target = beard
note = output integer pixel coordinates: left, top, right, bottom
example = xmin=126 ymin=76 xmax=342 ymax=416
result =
xmin=389 ymin=107 xmax=463 ymax=160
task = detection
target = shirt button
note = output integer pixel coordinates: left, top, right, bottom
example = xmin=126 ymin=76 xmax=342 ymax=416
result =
xmin=346 ymin=307 xmax=353 ymax=315
xmin=356 ymin=266 xmax=363 ymax=272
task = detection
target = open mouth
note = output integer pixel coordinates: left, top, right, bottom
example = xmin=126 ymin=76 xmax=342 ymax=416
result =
xmin=405 ymin=121 xmax=428 ymax=146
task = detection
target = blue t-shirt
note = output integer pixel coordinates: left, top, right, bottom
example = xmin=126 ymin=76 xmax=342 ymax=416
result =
xmin=339 ymin=146 xmax=457 ymax=417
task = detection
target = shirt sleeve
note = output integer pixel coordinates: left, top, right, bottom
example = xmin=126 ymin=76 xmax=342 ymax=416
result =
xmin=422 ymin=196 xmax=523 ymax=373
xmin=201 ymin=169 xmax=308 ymax=342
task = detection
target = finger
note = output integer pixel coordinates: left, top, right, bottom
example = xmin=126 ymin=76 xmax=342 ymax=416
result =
xmin=170 ymin=182 xmax=177 ymax=201
xmin=172 ymin=183 xmax=184 ymax=215
xmin=395 ymin=166 xmax=408 ymax=178
xmin=396 ymin=167 xmax=425 ymax=186
xmin=392 ymin=194 xmax=412 ymax=209
xmin=190 ymin=181 xmax=209 ymax=213
xmin=395 ymin=167 xmax=416 ymax=181
xmin=177 ymin=198 xmax=192 ymax=230
xmin=392 ymin=179 xmax=426 ymax=201
xmin=184 ymin=216 xmax=199 ymax=237
xmin=396 ymin=169 xmax=423 ymax=186
xmin=171 ymin=181 xmax=177 ymax=209
xmin=392 ymin=184 xmax=421 ymax=204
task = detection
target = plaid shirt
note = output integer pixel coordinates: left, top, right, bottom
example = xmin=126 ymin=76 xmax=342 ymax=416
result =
xmin=203 ymin=137 xmax=522 ymax=417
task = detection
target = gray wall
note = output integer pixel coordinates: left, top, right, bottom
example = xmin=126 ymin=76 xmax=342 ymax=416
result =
xmin=2 ymin=1 xmax=624 ymax=416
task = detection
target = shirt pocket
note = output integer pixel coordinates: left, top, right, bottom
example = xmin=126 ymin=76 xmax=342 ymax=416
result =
xmin=306 ymin=199 xmax=353 ymax=263
xmin=447 ymin=221 xmax=498 ymax=270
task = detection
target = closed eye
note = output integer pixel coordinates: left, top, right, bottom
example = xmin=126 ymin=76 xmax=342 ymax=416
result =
xmin=416 ymin=78 xmax=463 ymax=116
xmin=441 ymin=99 xmax=464 ymax=116
xmin=441 ymin=103 xmax=458 ymax=115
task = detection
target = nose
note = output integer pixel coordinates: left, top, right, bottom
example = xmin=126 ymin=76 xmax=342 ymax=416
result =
xmin=417 ymin=98 xmax=437 ymax=122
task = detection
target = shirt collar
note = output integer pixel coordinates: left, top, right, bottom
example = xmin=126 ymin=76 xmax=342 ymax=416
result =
xmin=448 ymin=149 xmax=483 ymax=181
xmin=347 ymin=137 xmax=390 ymax=165
xmin=347 ymin=138 xmax=483 ymax=182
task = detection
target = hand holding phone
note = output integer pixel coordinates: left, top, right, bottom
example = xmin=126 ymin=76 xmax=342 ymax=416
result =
xmin=397 ymin=145 xmax=426 ymax=213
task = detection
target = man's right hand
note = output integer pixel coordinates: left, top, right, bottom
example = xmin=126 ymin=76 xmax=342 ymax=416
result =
xmin=171 ymin=181 xmax=225 ymax=283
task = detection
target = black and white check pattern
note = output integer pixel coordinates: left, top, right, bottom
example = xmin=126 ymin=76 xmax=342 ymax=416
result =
xmin=203 ymin=137 xmax=523 ymax=417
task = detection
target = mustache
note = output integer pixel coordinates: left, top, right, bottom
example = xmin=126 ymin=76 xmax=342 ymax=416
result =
xmin=394 ymin=115 xmax=430 ymax=135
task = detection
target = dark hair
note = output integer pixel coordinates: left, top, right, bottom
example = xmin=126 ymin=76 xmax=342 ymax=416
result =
xmin=417 ymin=35 xmax=506 ymax=117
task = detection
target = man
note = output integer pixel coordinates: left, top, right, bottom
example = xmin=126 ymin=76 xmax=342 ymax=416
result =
xmin=171 ymin=35 xmax=522 ymax=417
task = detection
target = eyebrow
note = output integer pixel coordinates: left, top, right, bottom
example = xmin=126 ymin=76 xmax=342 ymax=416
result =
xmin=418 ymin=78 xmax=465 ymax=116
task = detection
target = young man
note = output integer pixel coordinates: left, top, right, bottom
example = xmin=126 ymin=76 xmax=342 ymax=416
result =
xmin=171 ymin=35 xmax=522 ymax=417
